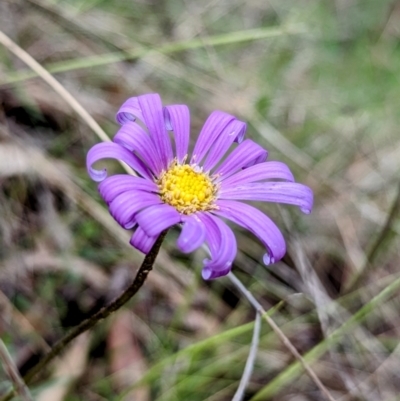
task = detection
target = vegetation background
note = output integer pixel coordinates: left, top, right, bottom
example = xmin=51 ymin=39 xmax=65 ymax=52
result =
xmin=1 ymin=0 xmax=400 ymax=400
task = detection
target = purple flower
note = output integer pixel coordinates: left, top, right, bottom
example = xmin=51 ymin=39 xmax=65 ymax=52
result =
xmin=86 ymin=93 xmax=313 ymax=280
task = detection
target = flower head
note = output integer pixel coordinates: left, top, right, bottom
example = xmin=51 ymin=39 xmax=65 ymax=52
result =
xmin=87 ymin=94 xmax=313 ymax=279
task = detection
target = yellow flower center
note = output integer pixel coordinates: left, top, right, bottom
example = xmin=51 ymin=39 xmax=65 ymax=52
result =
xmin=157 ymin=162 xmax=217 ymax=214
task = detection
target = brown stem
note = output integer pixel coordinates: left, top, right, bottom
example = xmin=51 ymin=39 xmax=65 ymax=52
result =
xmin=0 ymin=231 xmax=167 ymax=401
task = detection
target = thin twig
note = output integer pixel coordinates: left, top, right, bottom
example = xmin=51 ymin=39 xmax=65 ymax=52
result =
xmin=227 ymin=272 xmax=335 ymax=401
xmin=0 ymin=231 xmax=167 ymax=401
xmin=232 ymin=311 xmax=261 ymax=401
xmin=0 ymin=339 xmax=34 ymax=401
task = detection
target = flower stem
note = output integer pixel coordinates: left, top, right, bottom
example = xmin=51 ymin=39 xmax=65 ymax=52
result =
xmin=0 ymin=231 xmax=167 ymax=401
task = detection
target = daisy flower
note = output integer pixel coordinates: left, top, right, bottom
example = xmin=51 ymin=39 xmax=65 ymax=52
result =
xmin=87 ymin=93 xmax=313 ymax=279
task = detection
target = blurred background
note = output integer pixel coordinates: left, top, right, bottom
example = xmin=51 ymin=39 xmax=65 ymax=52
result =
xmin=0 ymin=0 xmax=400 ymax=400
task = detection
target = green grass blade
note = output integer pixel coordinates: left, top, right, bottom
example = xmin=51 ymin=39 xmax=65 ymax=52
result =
xmin=250 ymin=276 xmax=400 ymax=400
xmin=3 ymin=25 xmax=305 ymax=85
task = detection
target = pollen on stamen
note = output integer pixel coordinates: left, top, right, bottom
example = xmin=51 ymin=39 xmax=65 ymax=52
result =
xmin=157 ymin=161 xmax=217 ymax=214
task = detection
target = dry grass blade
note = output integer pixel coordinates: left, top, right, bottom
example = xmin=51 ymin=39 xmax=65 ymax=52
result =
xmin=0 ymin=339 xmax=34 ymax=401
xmin=345 ymin=181 xmax=400 ymax=292
xmin=290 ymin=239 xmax=385 ymax=400
xmin=0 ymin=29 xmax=135 ymax=177
xmin=0 ymin=30 xmax=109 ymax=143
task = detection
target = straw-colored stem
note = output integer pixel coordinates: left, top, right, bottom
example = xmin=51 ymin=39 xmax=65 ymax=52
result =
xmin=228 ymin=272 xmax=336 ymax=401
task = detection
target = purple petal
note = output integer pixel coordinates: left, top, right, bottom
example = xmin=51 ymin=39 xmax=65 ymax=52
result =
xmin=86 ymin=142 xmax=152 ymax=182
xmin=130 ymin=226 xmax=158 ymax=254
xmin=138 ymin=94 xmax=173 ymax=169
xmin=98 ymin=174 xmax=157 ymax=204
xmin=135 ymin=203 xmax=181 ymax=237
xmin=190 ymin=111 xmax=235 ymax=164
xmin=214 ymin=139 xmax=268 ymax=182
xmin=220 ymin=161 xmax=295 ymax=189
xmin=219 ymin=182 xmax=313 ymax=214
xmin=116 ymin=97 xmax=144 ymax=125
xmin=214 ymin=200 xmax=286 ymax=265
xmin=113 ymin=122 xmax=163 ymax=175
xmin=203 ymin=119 xmax=247 ymax=172
xmin=109 ymin=191 xmax=162 ymax=229
xmin=164 ymin=105 xmax=190 ymax=163
xmin=177 ymin=214 xmax=206 ymax=253
xmin=197 ymin=213 xmax=237 ymax=280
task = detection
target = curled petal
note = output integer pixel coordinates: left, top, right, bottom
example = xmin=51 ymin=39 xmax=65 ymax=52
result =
xmin=116 ymin=97 xmax=144 ymax=125
xmin=214 ymin=139 xmax=268 ymax=181
xmin=109 ymin=191 xmax=162 ymax=229
xmin=138 ymin=94 xmax=173 ymax=169
xmin=197 ymin=213 xmax=237 ymax=280
xmin=191 ymin=111 xmax=235 ymax=164
xmin=113 ymin=122 xmax=163 ymax=175
xmin=203 ymin=119 xmax=247 ymax=172
xmin=214 ymin=200 xmax=286 ymax=264
xmin=86 ymin=142 xmax=152 ymax=182
xmin=177 ymin=214 xmax=206 ymax=253
xmin=98 ymin=174 xmax=157 ymax=204
xmin=221 ymin=161 xmax=295 ymax=188
xmin=219 ymin=182 xmax=313 ymax=214
xmin=130 ymin=226 xmax=158 ymax=254
xmin=164 ymin=105 xmax=190 ymax=163
xmin=135 ymin=203 xmax=181 ymax=237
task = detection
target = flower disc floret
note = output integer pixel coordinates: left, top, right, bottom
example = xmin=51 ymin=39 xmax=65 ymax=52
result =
xmin=157 ymin=162 xmax=217 ymax=214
